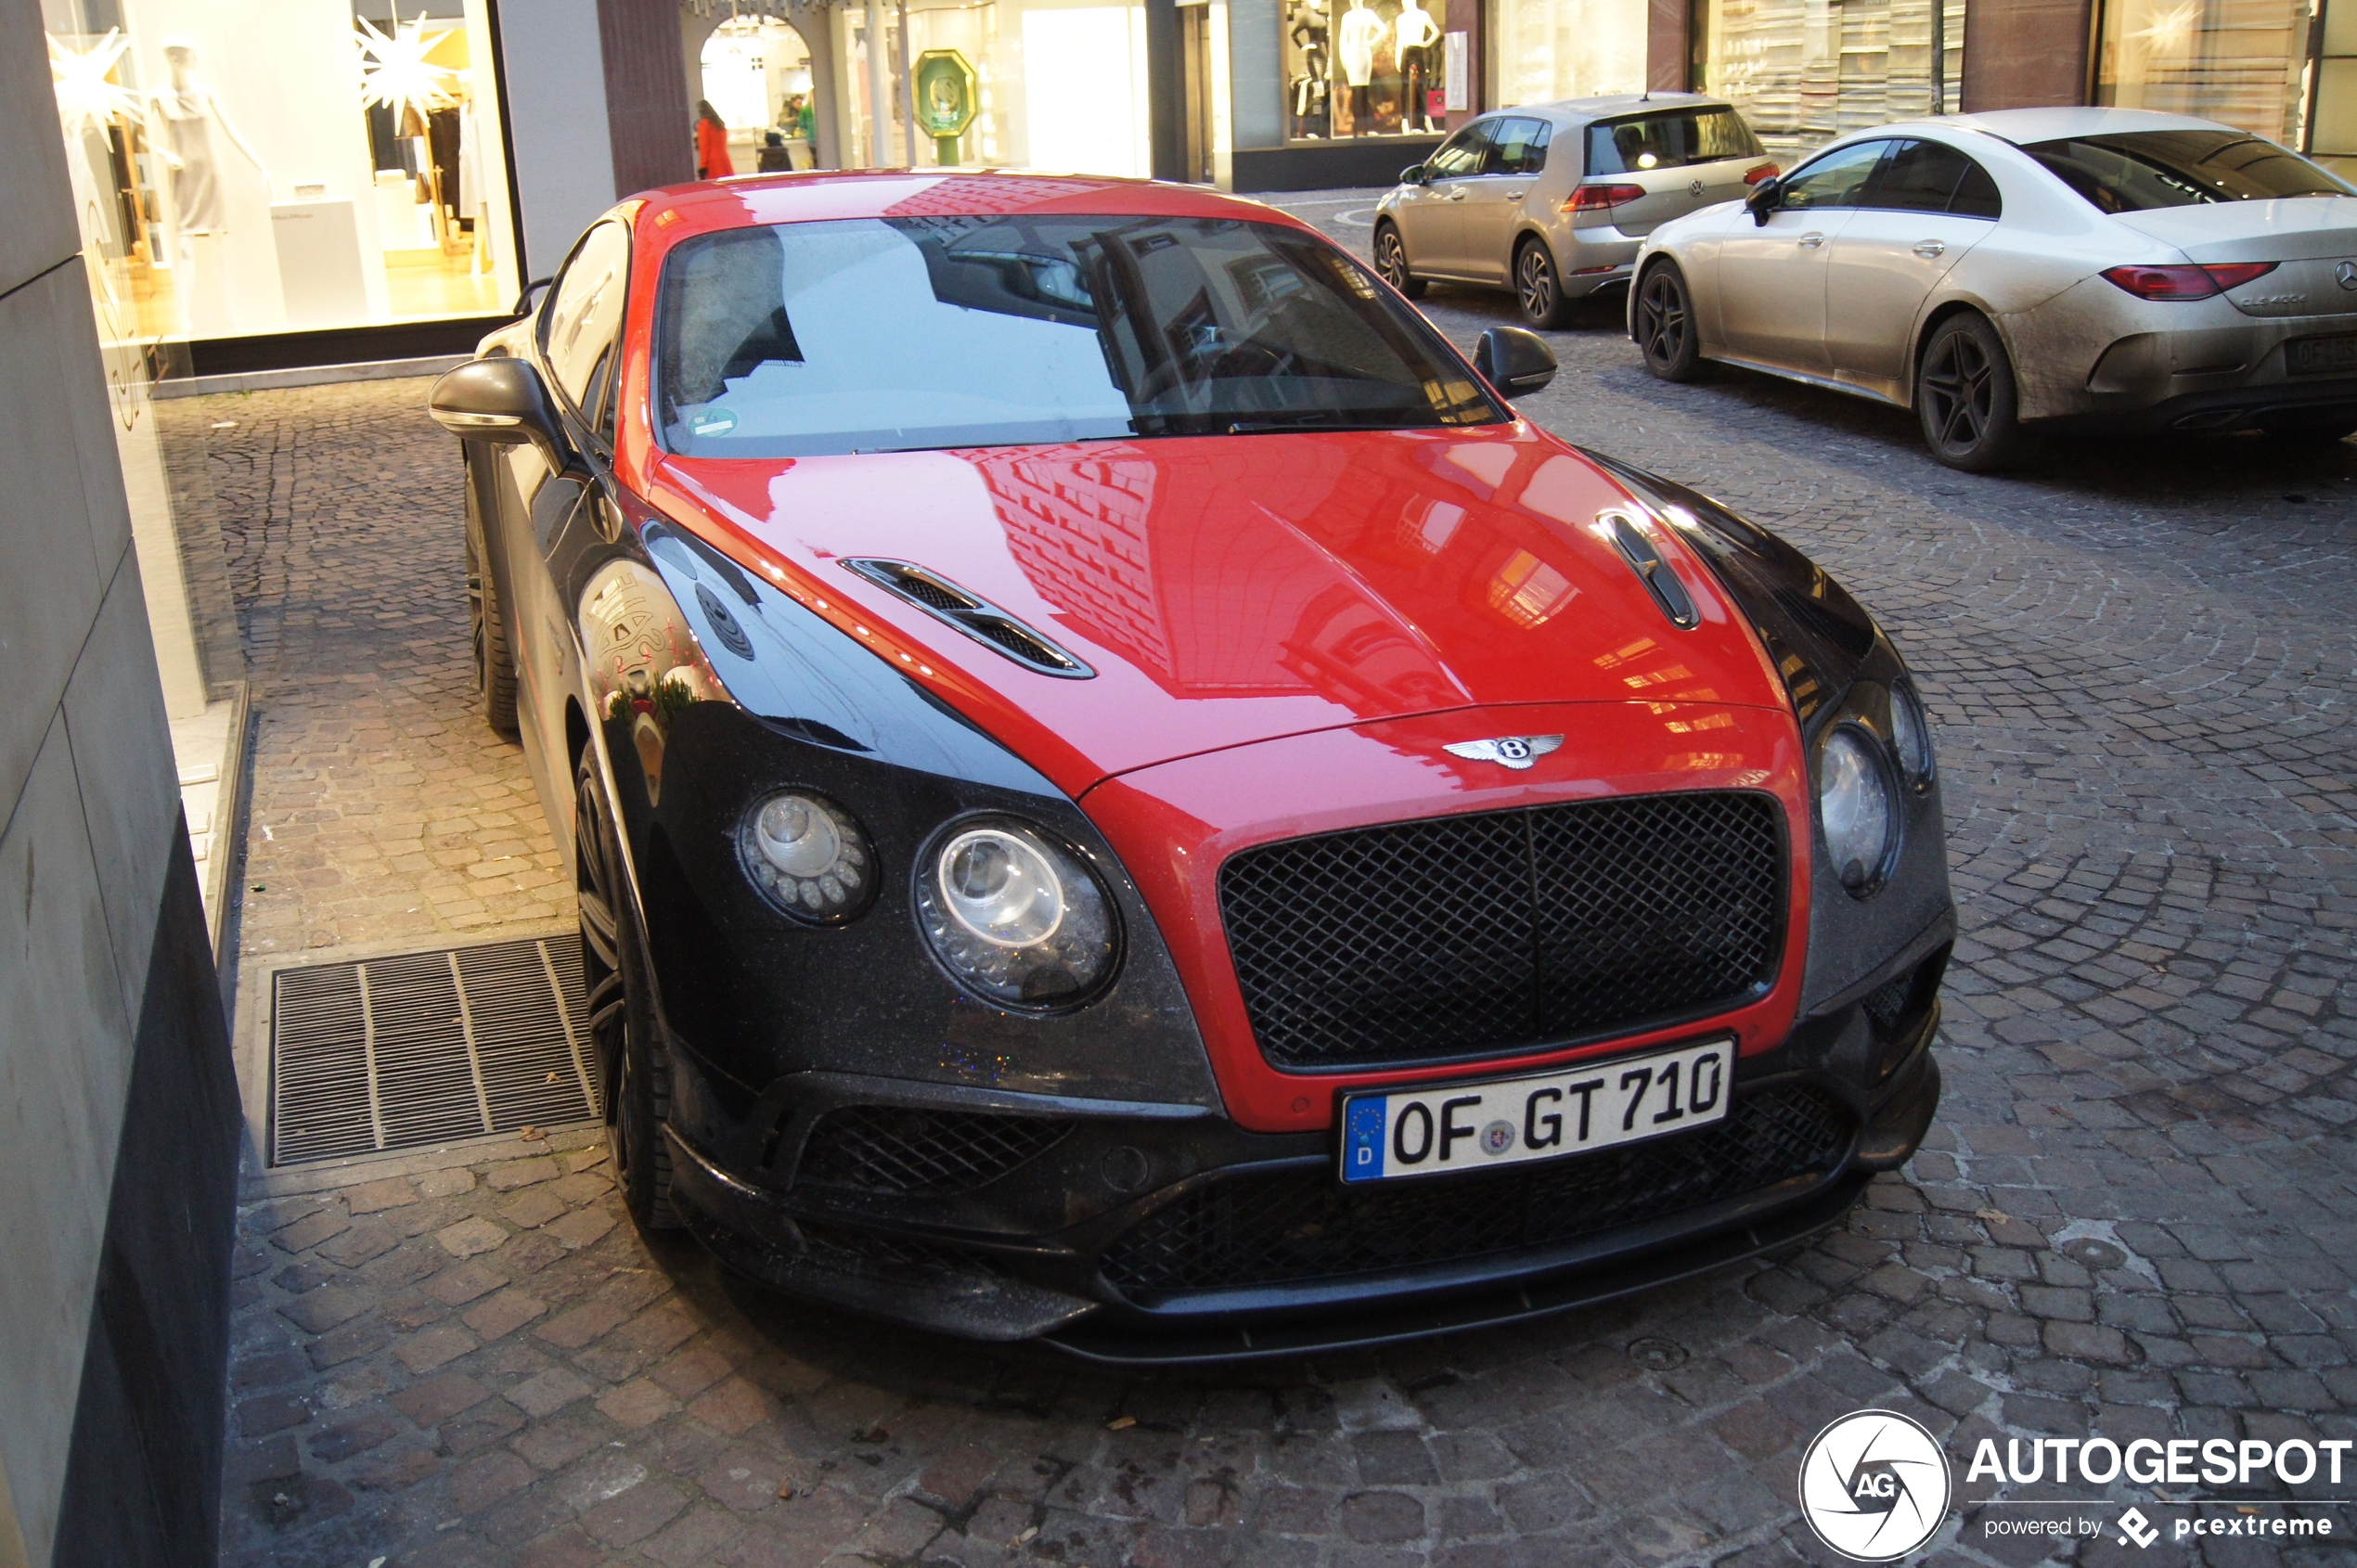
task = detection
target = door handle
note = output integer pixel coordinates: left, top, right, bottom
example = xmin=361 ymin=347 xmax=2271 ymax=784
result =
xmin=1797 ymin=232 xmax=1825 ymax=249
xmin=1505 ymin=189 xmax=1526 ymax=200
xmin=1447 ymin=188 xmax=1466 ymax=201
xmin=1913 ymin=240 xmax=1947 ymax=257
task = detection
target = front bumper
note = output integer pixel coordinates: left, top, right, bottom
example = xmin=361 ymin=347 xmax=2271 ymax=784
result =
xmin=659 ymin=934 xmax=1947 ymax=1362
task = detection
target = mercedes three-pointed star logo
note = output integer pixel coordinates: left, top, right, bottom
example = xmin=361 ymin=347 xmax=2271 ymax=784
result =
xmin=2337 ymin=259 xmax=2357 ymax=291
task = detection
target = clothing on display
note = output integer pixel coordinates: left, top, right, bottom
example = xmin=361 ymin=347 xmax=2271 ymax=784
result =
xmin=1394 ymin=0 xmax=1437 ymax=132
xmin=148 ymin=39 xmax=267 ymax=236
xmin=1282 ymin=0 xmax=1433 ymax=139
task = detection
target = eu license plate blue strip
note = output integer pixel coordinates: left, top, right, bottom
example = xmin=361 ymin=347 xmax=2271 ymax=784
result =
xmin=1342 ymin=1095 xmax=1388 ymax=1181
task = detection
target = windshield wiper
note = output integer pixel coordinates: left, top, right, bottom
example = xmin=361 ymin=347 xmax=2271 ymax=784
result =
xmin=1225 ymin=418 xmax=1431 ymax=434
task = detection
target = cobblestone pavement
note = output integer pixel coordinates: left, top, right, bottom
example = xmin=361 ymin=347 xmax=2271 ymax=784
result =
xmin=208 ymin=195 xmax=2355 ymax=1568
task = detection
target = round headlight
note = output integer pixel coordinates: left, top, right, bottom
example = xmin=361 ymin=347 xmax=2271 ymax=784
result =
xmin=1819 ymin=728 xmax=1896 ymax=894
xmin=1889 ymin=682 xmax=1934 ymax=786
xmin=916 ymin=819 xmax=1117 ymax=1007
xmin=738 ymin=790 xmax=873 ymax=921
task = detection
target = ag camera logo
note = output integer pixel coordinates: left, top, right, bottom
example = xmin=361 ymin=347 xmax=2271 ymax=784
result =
xmin=1799 ymin=1410 xmax=1953 ymax=1561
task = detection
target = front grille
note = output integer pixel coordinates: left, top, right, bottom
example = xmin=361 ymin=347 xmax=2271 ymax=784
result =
xmin=1100 ymin=1086 xmax=1852 ymax=1298
xmin=1218 ymin=791 xmax=1785 ymax=1071
xmin=795 ymin=1106 xmax=1075 ymax=1196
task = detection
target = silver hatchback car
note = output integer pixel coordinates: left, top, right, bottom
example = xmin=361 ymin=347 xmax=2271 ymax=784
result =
xmin=1374 ymin=95 xmax=1777 ymax=327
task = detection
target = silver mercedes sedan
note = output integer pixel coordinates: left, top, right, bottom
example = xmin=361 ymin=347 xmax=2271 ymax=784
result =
xmin=1629 ymin=107 xmax=2357 ymax=470
xmin=1373 ymin=95 xmax=1777 ymax=328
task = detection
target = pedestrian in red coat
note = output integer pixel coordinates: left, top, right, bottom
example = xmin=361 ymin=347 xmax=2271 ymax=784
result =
xmin=696 ymin=99 xmax=733 ymax=179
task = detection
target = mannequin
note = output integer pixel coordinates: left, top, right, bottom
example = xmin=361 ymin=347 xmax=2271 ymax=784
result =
xmin=1335 ymin=0 xmax=1383 ymax=135
xmin=147 ymin=36 xmax=269 ymax=332
xmin=1288 ymin=0 xmax=1331 ymax=137
xmin=1394 ymin=0 xmax=1440 ymax=133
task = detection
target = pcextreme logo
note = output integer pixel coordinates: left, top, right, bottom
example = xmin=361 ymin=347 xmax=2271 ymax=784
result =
xmin=1797 ymin=1410 xmax=1953 ymax=1561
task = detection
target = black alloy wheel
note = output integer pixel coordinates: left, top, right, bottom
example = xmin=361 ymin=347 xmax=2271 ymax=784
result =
xmin=1634 ymin=262 xmax=1704 ymax=382
xmin=1373 ymin=224 xmax=1425 ymax=299
xmin=576 ymin=754 xmax=679 ymax=1230
xmin=464 ymin=488 xmax=519 ymax=738
xmin=1515 ymin=238 xmax=1573 ymax=328
xmin=1916 ymin=313 xmax=2028 ymax=472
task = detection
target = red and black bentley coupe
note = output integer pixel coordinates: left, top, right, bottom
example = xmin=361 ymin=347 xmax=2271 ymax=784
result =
xmin=429 ymin=171 xmax=1949 ymax=1361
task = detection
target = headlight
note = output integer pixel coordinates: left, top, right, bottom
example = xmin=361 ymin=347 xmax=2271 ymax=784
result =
xmin=738 ymin=790 xmax=874 ymax=922
xmin=1818 ymin=728 xmax=1896 ymax=894
xmin=916 ymin=819 xmax=1117 ymax=1007
xmin=1889 ymin=682 xmax=1934 ymax=788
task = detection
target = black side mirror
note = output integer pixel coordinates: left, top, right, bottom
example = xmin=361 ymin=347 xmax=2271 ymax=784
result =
xmin=430 ymin=358 xmax=571 ymax=468
xmin=514 ymin=276 xmax=555 ymax=316
xmin=1399 ymin=163 xmax=1428 ymax=186
xmin=1745 ymin=178 xmax=1783 ymax=225
xmin=1473 ymin=326 xmax=1557 ymax=397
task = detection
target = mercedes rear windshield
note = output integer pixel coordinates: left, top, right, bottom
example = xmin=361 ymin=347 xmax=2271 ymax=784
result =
xmin=654 ymin=216 xmax=1505 ymax=457
xmin=2023 ymin=129 xmax=2355 ymax=213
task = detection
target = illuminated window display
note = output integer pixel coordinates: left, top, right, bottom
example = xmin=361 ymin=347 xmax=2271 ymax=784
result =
xmin=834 ymin=0 xmax=1152 ymax=174
xmin=701 ymin=17 xmax=818 ymax=171
xmin=1282 ymin=0 xmax=1443 ymax=139
xmin=1694 ymin=0 xmax=1964 ymax=157
xmin=2096 ymin=0 xmax=2308 ymax=142
xmin=42 ymin=0 xmax=519 ymax=345
xmin=1491 ymin=0 xmax=1647 ymax=106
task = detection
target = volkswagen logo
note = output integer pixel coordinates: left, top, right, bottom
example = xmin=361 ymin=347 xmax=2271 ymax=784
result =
xmin=1689 ymin=179 xmax=1706 ymax=197
xmin=1797 ymin=1410 xmax=1951 ymax=1561
xmin=2338 ymin=260 xmax=2357 ymax=290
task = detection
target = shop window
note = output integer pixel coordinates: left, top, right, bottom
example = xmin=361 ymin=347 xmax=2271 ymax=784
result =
xmin=2097 ymin=0 xmax=2310 ymax=141
xmin=1283 ymin=0 xmax=1446 ymax=140
xmin=700 ymin=17 xmax=818 ymax=173
xmin=1491 ymin=0 xmax=1648 ymax=107
xmin=1694 ymin=0 xmax=1964 ymax=158
xmin=44 ymin=0 xmax=519 ymax=344
xmin=2312 ymin=0 xmax=2357 ymax=178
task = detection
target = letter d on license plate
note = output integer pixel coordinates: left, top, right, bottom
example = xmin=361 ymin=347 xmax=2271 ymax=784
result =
xmin=1338 ymin=1038 xmax=1732 ymax=1184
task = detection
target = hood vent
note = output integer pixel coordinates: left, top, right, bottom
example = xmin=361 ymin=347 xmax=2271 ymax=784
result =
xmin=840 ymin=558 xmax=1094 ymax=678
xmin=1602 ymin=509 xmax=1700 ymax=630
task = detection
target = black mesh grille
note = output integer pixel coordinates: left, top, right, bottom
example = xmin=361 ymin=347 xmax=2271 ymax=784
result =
xmin=894 ymin=574 xmax=979 ymax=613
xmin=795 ymin=1106 xmax=1075 ymax=1196
xmin=1219 ymin=791 xmax=1785 ymax=1070
xmin=968 ymin=615 xmax=1083 ymax=672
xmin=1100 ymin=1086 xmax=1851 ymax=1298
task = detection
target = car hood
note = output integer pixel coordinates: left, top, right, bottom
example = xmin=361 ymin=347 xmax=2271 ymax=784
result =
xmin=2109 ymin=197 xmax=2357 ymax=262
xmin=646 ymin=425 xmax=1792 ymax=797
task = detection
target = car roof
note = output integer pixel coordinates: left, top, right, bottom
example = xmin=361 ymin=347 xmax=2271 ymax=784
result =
xmin=1910 ymin=106 xmax=2239 ymax=144
xmin=1505 ymin=93 xmax=1734 ymax=127
xmin=627 ymin=170 xmax=1314 ymax=246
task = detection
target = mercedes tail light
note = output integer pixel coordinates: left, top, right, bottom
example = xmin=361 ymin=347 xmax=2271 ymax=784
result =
xmin=2101 ymin=262 xmax=2279 ymax=301
xmin=1565 ymin=183 xmax=1647 ymax=212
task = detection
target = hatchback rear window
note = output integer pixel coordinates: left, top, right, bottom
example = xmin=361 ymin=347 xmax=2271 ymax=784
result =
xmin=654 ymin=216 xmax=1502 ymax=457
xmin=1586 ymin=108 xmax=1762 ymax=175
xmin=2024 ymin=130 xmax=2353 ymax=213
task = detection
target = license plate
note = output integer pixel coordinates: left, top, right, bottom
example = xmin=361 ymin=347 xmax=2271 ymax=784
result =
xmin=2287 ymin=334 xmax=2357 ymax=376
xmin=1337 ymin=1037 xmax=1732 ymax=1185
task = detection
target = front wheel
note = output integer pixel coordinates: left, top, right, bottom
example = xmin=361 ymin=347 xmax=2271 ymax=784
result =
xmin=576 ymin=754 xmax=679 ymax=1231
xmin=465 ymin=484 xmax=519 ymax=739
xmin=1373 ymin=224 xmax=1425 ymax=299
xmin=1514 ymin=238 xmax=1574 ymax=329
xmin=1916 ymin=313 xmax=2029 ymax=472
xmin=1633 ymin=262 xmax=1704 ymax=382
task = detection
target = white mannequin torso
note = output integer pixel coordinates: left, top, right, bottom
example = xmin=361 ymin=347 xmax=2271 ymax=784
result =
xmin=1337 ymin=0 xmax=1383 ymax=87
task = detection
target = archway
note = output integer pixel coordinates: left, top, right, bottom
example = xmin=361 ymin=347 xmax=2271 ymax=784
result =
xmin=678 ymin=0 xmax=843 ymax=170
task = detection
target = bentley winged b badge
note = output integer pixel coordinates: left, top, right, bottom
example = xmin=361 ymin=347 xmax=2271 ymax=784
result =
xmin=1443 ymin=735 xmax=1565 ymax=770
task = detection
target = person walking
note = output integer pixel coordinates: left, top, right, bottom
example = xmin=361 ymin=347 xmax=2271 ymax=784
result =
xmin=696 ymin=99 xmax=733 ymax=178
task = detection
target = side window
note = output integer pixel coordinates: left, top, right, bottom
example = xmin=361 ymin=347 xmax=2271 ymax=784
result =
xmin=1860 ymin=139 xmax=1972 ymax=212
xmin=540 ymin=221 xmax=632 ymax=418
xmin=1779 ymin=140 xmax=1891 ymax=211
xmin=1489 ymin=118 xmax=1551 ymax=175
xmin=1426 ymin=123 xmax=1492 ymax=177
xmin=1949 ymin=160 xmax=2003 ymax=219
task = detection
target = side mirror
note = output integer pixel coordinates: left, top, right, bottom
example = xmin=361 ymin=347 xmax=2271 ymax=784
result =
xmin=430 ymin=358 xmax=570 ymax=467
xmin=1399 ymin=163 xmax=1428 ymax=186
xmin=1745 ymin=178 xmax=1783 ymax=225
xmin=1473 ymin=326 xmax=1557 ymax=397
xmin=514 ymin=275 xmax=555 ymax=316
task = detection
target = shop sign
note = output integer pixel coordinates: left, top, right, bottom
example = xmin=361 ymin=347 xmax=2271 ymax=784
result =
xmin=914 ymin=49 xmax=978 ymax=164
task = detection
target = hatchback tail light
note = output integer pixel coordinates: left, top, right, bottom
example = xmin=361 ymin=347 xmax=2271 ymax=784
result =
xmin=2100 ymin=262 xmax=2279 ymax=301
xmin=1565 ymin=183 xmax=1647 ymax=212
xmin=1743 ymin=161 xmax=1780 ymax=185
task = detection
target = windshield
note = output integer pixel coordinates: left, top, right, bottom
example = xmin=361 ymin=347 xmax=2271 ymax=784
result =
xmin=654 ymin=215 xmax=1503 ymax=456
xmin=2023 ymin=130 xmax=2354 ymax=213
xmin=1586 ymin=108 xmax=1761 ymax=174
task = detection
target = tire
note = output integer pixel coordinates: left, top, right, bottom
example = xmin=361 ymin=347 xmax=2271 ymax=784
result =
xmin=1514 ymin=238 xmax=1574 ymax=328
xmin=1915 ymin=313 xmax=2029 ymax=472
xmin=1633 ymin=261 xmax=1705 ymax=382
xmin=576 ymin=754 xmax=680 ymax=1231
xmin=464 ymin=483 xmax=520 ymax=739
xmin=1373 ymin=223 xmax=1425 ymax=299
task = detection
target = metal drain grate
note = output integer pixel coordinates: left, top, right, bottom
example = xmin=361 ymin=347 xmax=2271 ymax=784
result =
xmin=271 ymin=937 xmax=600 ymax=1165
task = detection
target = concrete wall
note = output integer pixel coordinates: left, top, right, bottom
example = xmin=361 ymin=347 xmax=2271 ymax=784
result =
xmin=497 ymin=0 xmax=623 ymax=278
xmin=0 ymin=0 xmax=241 ymax=1562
